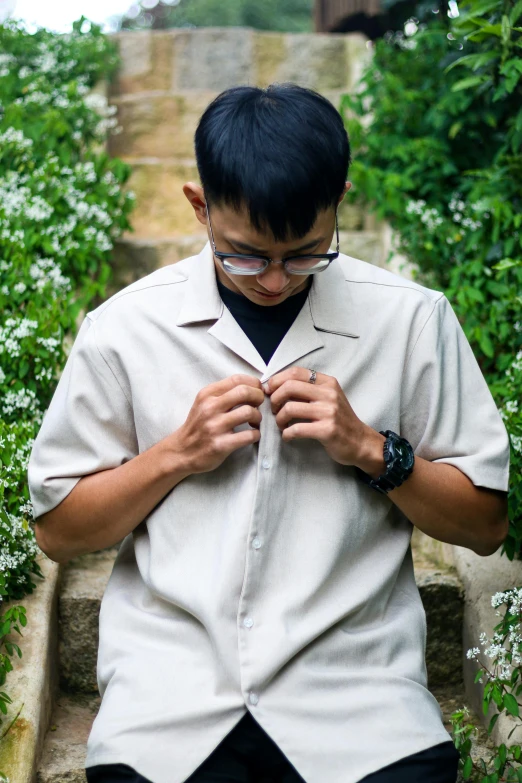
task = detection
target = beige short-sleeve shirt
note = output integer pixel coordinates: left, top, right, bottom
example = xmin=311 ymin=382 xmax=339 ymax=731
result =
xmin=28 ymin=242 xmax=510 ymax=783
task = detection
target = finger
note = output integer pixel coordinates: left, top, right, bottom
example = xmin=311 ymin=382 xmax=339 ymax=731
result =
xmin=276 ymin=401 xmax=325 ymax=430
xmin=281 ymin=421 xmax=322 ymax=442
xmin=270 ymin=380 xmax=328 ymax=413
xmin=218 ymin=428 xmax=261 ymax=452
xmin=221 ymin=405 xmax=263 ymax=430
xmin=265 ymin=366 xmax=328 ymax=395
xmin=200 ymin=374 xmax=263 ymax=400
xmin=216 ymin=384 xmax=265 ymax=413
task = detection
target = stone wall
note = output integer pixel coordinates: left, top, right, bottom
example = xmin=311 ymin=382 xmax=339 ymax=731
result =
xmin=105 ymin=27 xmax=416 ymax=296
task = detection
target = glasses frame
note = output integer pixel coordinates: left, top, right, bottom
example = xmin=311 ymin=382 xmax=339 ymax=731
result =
xmin=205 ymin=204 xmax=340 ymax=276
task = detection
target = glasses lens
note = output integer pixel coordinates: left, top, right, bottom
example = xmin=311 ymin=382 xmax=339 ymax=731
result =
xmin=223 ymin=256 xmax=266 ymax=275
xmin=285 ymin=257 xmax=331 ymax=273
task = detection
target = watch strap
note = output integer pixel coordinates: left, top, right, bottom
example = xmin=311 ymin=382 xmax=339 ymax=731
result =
xmin=355 ymin=430 xmax=414 ymax=495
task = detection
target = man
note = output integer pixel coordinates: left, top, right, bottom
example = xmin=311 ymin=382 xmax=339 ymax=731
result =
xmin=28 ymin=83 xmax=510 ymax=783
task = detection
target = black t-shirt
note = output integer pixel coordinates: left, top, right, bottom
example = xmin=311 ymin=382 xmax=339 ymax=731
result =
xmin=216 ymin=277 xmax=313 ymax=364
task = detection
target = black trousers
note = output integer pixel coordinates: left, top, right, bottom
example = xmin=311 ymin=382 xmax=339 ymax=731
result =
xmin=86 ymin=711 xmax=460 ymax=783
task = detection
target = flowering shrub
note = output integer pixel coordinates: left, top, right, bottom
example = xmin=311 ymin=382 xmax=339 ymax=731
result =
xmin=340 ymin=0 xmax=522 ymax=559
xmin=451 ymin=587 xmax=522 ymax=781
xmin=0 ymin=16 xmax=134 ymax=740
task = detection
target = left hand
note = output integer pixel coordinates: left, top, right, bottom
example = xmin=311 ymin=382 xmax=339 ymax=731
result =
xmin=264 ymin=366 xmax=370 ymax=468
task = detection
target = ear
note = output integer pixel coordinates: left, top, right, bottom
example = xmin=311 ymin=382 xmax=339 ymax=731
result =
xmin=183 ymin=182 xmax=208 ymax=226
xmin=337 ymin=180 xmax=352 ymax=206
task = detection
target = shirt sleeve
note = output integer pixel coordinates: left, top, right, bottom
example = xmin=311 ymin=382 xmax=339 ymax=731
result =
xmin=400 ymin=293 xmax=511 ymax=492
xmin=27 ymin=315 xmax=139 ymax=520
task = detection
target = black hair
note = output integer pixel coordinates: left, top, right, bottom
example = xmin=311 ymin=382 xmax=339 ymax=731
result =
xmin=194 ymin=83 xmax=351 ymax=242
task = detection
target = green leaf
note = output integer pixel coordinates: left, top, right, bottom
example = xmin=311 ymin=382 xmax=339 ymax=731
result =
xmin=479 ymin=333 xmax=495 ymax=358
xmin=449 ymin=121 xmax=463 ymax=138
xmin=502 ymin=15 xmax=511 ymax=43
xmin=510 ymin=0 xmax=522 ymax=24
xmin=504 ymin=693 xmax=520 ymax=717
xmin=492 ymin=258 xmax=519 ymax=270
xmin=488 ymin=713 xmax=499 ymax=733
xmin=451 ymin=76 xmax=487 ymax=92
xmin=463 ymin=755 xmax=473 ymax=779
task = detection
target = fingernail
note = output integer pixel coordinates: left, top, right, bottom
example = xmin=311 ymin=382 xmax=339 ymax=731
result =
xmin=263 ymin=383 xmax=270 ymax=394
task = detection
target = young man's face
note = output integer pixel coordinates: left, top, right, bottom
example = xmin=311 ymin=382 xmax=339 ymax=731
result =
xmin=183 ymin=182 xmax=351 ymax=307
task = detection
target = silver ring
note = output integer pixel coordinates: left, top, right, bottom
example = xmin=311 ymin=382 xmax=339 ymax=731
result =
xmin=308 ymin=369 xmax=317 ymax=384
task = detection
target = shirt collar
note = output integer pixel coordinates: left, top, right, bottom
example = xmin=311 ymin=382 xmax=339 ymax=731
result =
xmin=175 ymin=241 xmax=361 ymax=339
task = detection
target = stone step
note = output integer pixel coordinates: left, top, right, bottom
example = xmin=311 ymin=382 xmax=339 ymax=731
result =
xmin=119 ymin=156 xmax=370 ymax=240
xmin=107 ymin=229 xmax=384 ymax=299
xmin=57 ymin=542 xmax=463 ymax=696
xmin=36 ymin=691 xmax=100 ymax=783
xmin=58 ymin=548 xmax=119 ymax=694
xmin=107 ymin=29 xmax=370 ymax=98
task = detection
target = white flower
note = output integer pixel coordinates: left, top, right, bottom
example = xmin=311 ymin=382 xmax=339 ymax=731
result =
xmin=84 ymin=92 xmax=108 ymax=111
xmin=466 ymin=647 xmax=481 ymax=659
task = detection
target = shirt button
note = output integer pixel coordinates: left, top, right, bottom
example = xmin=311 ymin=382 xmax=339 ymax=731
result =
xmin=252 ymin=537 xmax=261 ymax=549
xmin=243 ymin=616 xmax=254 ymax=629
xmin=262 ymin=457 xmax=271 ymax=470
xmin=249 ymin=692 xmax=259 ymax=706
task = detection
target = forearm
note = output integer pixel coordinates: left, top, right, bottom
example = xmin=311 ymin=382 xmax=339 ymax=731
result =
xmin=34 ymin=434 xmax=190 ymax=564
xmin=356 ymin=426 xmax=509 ymax=557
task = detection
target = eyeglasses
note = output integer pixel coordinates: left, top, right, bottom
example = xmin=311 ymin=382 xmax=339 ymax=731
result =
xmin=206 ymin=205 xmax=340 ymax=276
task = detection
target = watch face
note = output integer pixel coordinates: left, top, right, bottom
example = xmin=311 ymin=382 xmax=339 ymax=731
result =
xmin=392 ymin=438 xmax=413 ymax=467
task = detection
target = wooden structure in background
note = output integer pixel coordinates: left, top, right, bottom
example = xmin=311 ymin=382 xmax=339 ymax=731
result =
xmin=315 ymin=0 xmax=382 ymax=32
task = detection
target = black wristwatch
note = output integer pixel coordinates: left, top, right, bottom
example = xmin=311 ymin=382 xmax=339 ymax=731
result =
xmin=355 ymin=430 xmax=415 ymax=495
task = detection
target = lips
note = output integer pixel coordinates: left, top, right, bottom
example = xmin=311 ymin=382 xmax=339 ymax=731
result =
xmin=254 ymin=290 xmax=285 ymax=298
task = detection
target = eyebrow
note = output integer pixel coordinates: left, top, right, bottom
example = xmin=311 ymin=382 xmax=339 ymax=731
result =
xmin=225 ymin=236 xmax=326 ymax=255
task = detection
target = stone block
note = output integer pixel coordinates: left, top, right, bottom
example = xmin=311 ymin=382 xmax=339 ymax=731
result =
xmin=59 ymin=549 xmax=118 ymax=694
xmin=173 ymin=28 xmax=254 ymax=92
xmin=123 ymin=159 xmax=201 ymax=239
xmin=337 ymin=199 xmax=365 ymax=232
xmin=253 ymin=32 xmax=351 ymax=92
xmin=108 ymin=234 xmax=207 ymax=295
xmin=338 ymin=230 xmax=382 ymax=266
xmin=108 ymin=91 xmax=216 ymax=160
xmin=345 ymin=33 xmax=373 ymax=92
xmin=417 ymin=570 xmax=465 ymax=689
xmin=109 ymin=31 xmax=175 ymax=95
xmin=281 ymin=33 xmax=350 ymax=92
xmin=254 ymin=32 xmax=287 ymax=89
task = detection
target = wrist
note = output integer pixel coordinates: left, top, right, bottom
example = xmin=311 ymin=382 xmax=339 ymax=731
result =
xmin=355 ymin=426 xmax=387 ymax=479
xmin=158 ymin=433 xmax=193 ymax=483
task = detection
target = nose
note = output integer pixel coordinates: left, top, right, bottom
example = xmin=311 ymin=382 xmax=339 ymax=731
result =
xmin=256 ymin=260 xmax=290 ymax=293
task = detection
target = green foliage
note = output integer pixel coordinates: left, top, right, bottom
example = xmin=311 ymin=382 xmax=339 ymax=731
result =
xmin=450 ymin=586 xmax=522 ymax=781
xmin=0 ymin=15 xmax=134 ymax=738
xmin=341 ymin=0 xmax=522 ymax=559
xmin=119 ymin=0 xmax=313 ymax=32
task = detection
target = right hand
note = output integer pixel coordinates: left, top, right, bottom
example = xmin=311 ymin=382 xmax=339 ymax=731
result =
xmin=171 ymin=374 xmax=265 ymax=475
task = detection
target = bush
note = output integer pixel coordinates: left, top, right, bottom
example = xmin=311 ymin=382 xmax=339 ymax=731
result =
xmin=0 ymin=16 xmax=134 ymax=739
xmin=340 ymin=0 xmax=522 ymax=560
